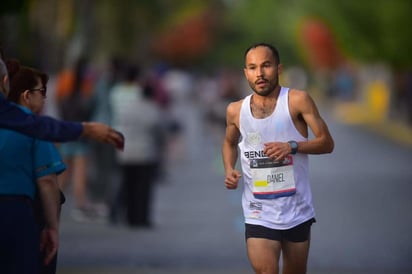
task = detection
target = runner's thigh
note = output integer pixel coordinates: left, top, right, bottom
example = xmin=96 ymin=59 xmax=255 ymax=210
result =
xmin=281 ymin=239 xmax=310 ymax=274
xmin=247 ymin=238 xmax=281 ymax=274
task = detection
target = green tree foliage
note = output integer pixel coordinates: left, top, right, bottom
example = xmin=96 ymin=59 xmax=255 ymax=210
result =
xmin=215 ymin=0 xmax=303 ymax=67
xmin=1 ymin=0 xmax=411 ymax=70
xmin=299 ymin=0 xmax=412 ymax=68
xmin=217 ymin=0 xmax=412 ymax=68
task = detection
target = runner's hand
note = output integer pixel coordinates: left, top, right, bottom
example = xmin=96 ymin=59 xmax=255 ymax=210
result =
xmin=225 ymin=169 xmax=242 ymax=189
xmin=263 ymin=142 xmax=291 ymax=161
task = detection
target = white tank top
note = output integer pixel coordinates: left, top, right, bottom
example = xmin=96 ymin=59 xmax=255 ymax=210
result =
xmin=238 ymin=87 xmax=315 ymax=229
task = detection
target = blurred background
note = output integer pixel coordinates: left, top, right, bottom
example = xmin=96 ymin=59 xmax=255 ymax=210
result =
xmin=2 ymin=0 xmax=412 ymax=127
xmin=1 ymin=0 xmax=412 ymax=274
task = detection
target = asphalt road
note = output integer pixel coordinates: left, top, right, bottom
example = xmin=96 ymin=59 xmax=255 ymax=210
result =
xmin=57 ymin=102 xmax=412 ymax=274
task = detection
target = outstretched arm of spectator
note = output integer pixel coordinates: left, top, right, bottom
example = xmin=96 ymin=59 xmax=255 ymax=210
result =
xmin=0 ymin=95 xmax=81 ymax=141
xmin=81 ymin=122 xmax=124 ymax=149
xmin=0 ymin=95 xmax=124 ymax=147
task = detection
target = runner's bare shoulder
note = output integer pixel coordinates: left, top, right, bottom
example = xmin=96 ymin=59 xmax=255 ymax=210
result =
xmin=226 ymin=99 xmax=243 ymax=126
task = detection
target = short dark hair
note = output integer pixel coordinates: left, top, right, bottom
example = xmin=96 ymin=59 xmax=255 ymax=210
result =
xmin=244 ymin=42 xmax=280 ymax=64
xmin=6 ymin=59 xmax=48 ymax=103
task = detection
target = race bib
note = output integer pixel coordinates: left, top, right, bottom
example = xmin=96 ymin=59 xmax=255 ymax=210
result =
xmin=250 ymin=156 xmax=296 ymax=199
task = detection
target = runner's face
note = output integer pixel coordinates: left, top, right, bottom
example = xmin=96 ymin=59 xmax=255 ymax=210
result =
xmin=244 ymin=46 xmax=281 ymax=96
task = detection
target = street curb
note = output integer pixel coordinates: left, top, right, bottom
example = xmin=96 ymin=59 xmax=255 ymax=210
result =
xmin=333 ymin=101 xmax=412 ymax=148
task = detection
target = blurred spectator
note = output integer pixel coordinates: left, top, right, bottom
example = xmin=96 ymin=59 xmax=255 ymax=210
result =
xmin=333 ymin=63 xmax=357 ymax=101
xmin=2 ymin=59 xmax=64 ymax=274
xmin=142 ymin=66 xmax=171 ymax=181
xmin=405 ymin=71 xmax=412 ymax=125
xmin=89 ymin=57 xmax=123 ymax=207
xmin=283 ymin=66 xmax=308 ymax=90
xmin=145 ymin=63 xmax=171 ymax=109
xmin=204 ymin=69 xmax=243 ymax=127
xmin=110 ymin=64 xmax=164 ymax=228
xmin=162 ymin=68 xmax=189 ymax=136
xmin=55 ymin=57 xmax=103 ymax=221
xmin=393 ymin=70 xmax=412 ymax=125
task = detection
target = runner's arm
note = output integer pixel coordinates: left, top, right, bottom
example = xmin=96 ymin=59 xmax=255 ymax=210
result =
xmin=222 ymin=102 xmax=242 ymax=189
xmin=293 ymin=91 xmax=334 ymax=154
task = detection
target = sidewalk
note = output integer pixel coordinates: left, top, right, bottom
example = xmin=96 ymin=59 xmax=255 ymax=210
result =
xmin=56 ymin=100 xmax=412 ymax=274
xmin=56 ymin=112 xmax=252 ymax=274
xmin=333 ymin=100 xmax=412 ymax=148
xmin=58 ymin=267 xmax=252 ymax=274
xmin=58 ymin=267 xmax=399 ymax=274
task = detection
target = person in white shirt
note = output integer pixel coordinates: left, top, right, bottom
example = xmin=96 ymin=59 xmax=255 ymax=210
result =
xmin=222 ymin=42 xmax=334 ymax=274
xmin=110 ymin=64 xmax=164 ymax=228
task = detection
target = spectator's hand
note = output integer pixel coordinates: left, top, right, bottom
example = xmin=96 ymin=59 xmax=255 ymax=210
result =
xmin=40 ymin=228 xmax=58 ymax=266
xmin=225 ymin=169 xmax=242 ymax=190
xmin=81 ymin=122 xmax=124 ymax=150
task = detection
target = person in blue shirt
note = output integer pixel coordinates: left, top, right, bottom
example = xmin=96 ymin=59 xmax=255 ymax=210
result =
xmin=0 ymin=60 xmax=67 ymax=274
xmin=0 ymin=57 xmax=124 ymax=147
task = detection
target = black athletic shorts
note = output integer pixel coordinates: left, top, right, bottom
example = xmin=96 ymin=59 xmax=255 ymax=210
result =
xmin=245 ymin=218 xmax=316 ymax=243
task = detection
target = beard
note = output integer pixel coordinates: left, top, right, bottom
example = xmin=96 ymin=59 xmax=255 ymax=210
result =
xmin=249 ymin=77 xmax=278 ymax=97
